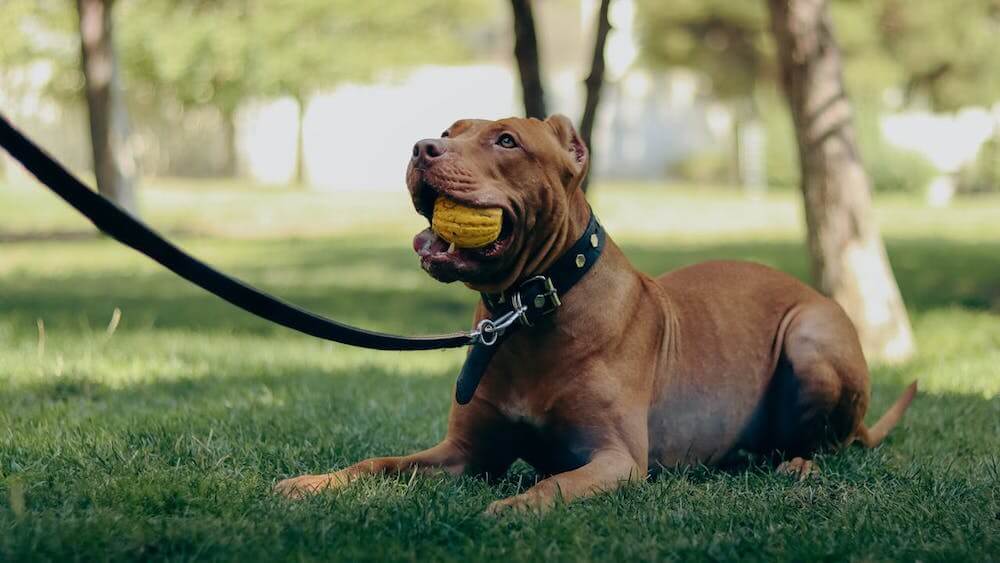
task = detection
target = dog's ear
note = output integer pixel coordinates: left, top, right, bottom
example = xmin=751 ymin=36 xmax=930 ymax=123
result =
xmin=545 ymin=114 xmax=588 ymax=182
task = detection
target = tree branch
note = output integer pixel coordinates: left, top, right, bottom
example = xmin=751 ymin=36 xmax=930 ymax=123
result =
xmin=510 ymin=0 xmax=547 ymax=119
xmin=580 ymin=0 xmax=612 ymax=193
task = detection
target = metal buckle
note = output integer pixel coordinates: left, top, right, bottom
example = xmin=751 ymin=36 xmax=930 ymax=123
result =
xmin=471 ymin=276 xmax=561 ymax=345
xmin=510 ymin=275 xmax=560 ymax=326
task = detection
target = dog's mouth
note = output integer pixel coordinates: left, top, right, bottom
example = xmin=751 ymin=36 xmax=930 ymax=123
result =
xmin=412 ymin=179 xmax=515 ymax=282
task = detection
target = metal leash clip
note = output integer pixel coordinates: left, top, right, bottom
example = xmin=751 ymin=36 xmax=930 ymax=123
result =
xmin=470 ymin=305 xmax=527 ymax=346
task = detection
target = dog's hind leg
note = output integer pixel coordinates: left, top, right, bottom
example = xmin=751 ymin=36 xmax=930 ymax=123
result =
xmin=768 ymin=302 xmax=871 ymax=473
xmin=776 ymin=456 xmax=821 ymax=480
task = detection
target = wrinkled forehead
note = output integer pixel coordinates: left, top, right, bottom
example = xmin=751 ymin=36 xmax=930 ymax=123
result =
xmin=445 ymin=117 xmax=548 ymax=140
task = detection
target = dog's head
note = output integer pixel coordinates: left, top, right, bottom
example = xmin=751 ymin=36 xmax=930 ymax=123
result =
xmin=406 ymin=115 xmax=589 ymax=292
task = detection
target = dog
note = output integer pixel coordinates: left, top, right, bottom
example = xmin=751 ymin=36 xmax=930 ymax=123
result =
xmin=275 ymin=115 xmax=916 ymax=513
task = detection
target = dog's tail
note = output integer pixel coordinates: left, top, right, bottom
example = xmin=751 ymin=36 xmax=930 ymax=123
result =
xmin=854 ymin=381 xmax=917 ymax=448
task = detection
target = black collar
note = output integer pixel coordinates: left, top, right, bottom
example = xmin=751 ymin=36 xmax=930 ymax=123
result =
xmin=455 ymin=209 xmax=606 ymax=404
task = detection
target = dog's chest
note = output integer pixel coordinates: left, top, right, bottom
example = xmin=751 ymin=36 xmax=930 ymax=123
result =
xmin=494 ymin=392 xmax=592 ymax=473
xmin=497 ymin=391 xmax=546 ymax=427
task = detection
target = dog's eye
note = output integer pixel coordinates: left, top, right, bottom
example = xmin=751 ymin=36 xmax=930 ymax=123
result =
xmin=496 ymin=133 xmax=518 ymax=149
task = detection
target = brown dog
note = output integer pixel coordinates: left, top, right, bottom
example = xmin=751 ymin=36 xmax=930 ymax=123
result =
xmin=275 ymin=115 xmax=916 ymax=513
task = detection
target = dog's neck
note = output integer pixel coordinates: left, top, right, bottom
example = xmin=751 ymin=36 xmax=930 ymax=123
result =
xmin=452 ymin=195 xmax=621 ymax=404
xmin=533 ymin=189 xmax=592 ymax=273
xmin=473 ymin=220 xmax=652 ymax=402
xmin=471 ymin=189 xmax=592 ymax=295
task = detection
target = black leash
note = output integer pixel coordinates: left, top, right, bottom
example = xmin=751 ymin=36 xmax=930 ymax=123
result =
xmin=0 ymin=113 xmax=606 ymax=403
xmin=0 ymin=113 xmax=473 ymax=351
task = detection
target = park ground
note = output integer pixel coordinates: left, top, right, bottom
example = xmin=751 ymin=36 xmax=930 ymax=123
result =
xmin=1 ymin=180 xmax=998 ymax=561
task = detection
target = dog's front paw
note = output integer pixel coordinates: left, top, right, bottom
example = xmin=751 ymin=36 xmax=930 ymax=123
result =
xmin=484 ymin=491 xmax=554 ymax=516
xmin=273 ymin=471 xmax=349 ymax=499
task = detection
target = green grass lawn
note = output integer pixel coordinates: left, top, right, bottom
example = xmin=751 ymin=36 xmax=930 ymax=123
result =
xmin=1 ymin=180 xmax=998 ymax=561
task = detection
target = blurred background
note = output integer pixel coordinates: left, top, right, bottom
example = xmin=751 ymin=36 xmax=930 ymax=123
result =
xmin=1 ymin=3 xmax=999 ymax=557
xmin=1 ymin=0 xmax=998 ymax=383
xmin=3 ymin=1 xmax=999 ymax=194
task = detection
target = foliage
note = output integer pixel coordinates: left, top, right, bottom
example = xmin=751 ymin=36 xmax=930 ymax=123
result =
xmin=634 ymin=0 xmax=771 ymax=99
xmin=246 ymin=0 xmax=493 ymax=101
xmin=116 ymin=1 xmax=253 ymax=118
xmin=862 ymin=144 xmax=938 ymax=195
xmin=878 ymin=0 xmax=1000 ymax=110
xmin=669 ymin=150 xmax=733 ymax=185
xmin=635 ymin=0 xmax=1000 ymax=110
xmin=958 ymin=134 xmax=1000 ymax=194
xmin=0 ymin=0 xmax=51 ymax=67
xmin=0 ymin=0 xmax=81 ymax=101
xmin=634 ymin=1 xmax=935 ymax=194
xmin=0 ymin=0 xmax=497 ymax=180
xmin=853 ymin=104 xmax=939 ymax=194
xmin=113 ymin=0 xmax=496 ymax=124
xmin=758 ymin=91 xmax=937 ymax=194
xmin=1 ymin=184 xmax=999 ymax=561
xmin=0 ymin=0 xmax=496 ymax=114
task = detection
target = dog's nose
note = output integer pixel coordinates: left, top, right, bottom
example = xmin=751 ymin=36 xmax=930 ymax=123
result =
xmin=412 ymin=139 xmax=447 ymax=163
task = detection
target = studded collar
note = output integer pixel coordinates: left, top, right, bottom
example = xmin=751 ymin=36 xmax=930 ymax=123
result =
xmin=455 ymin=209 xmax=606 ymax=404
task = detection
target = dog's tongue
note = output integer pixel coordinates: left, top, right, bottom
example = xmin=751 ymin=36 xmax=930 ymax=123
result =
xmin=413 ymin=228 xmax=450 ymax=257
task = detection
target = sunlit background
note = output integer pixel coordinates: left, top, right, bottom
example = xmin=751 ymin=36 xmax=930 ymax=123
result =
xmin=1 ymin=2 xmax=999 ymax=559
xmin=2 ymin=0 xmax=999 ymax=387
xmin=2 ymin=1 xmax=999 ymax=383
xmin=3 ymin=0 xmax=996 ymax=195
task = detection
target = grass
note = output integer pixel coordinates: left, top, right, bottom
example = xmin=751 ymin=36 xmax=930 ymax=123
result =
xmin=1 ymin=179 xmax=998 ymax=561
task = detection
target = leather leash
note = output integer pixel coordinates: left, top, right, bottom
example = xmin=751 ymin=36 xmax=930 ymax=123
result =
xmin=0 ymin=113 xmax=473 ymax=351
xmin=0 ymin=113 xmax=605 ymax=402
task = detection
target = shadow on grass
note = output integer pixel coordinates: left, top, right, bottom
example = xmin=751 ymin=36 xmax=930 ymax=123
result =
xmin=622 ymin=237 xmax=1000 ymax=313
xmin=2 ymin=314 xmax=997 ymax=561
xmin=2 ymin=236 xmax=998 ymax=340
xmin=3 ymin=196 xmax=999 ymax=558
xmin=3 ymin=358 xmax=997 ymax=478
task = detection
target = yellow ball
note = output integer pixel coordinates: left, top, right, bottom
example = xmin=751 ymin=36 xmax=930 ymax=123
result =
xmin=432 ymin=196 xmax=502 ymax=248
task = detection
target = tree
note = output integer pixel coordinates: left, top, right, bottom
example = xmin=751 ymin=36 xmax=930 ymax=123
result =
xmin=766 ymin=0 xmax=914 ymax=362
xmin=1 ymin=0 xmax=139 ymax=211
xmin=635 ymin=1 xmax=774 ymax=189
xmin=6 ymin=0 xmax=494 ymax=186
xmin=579 ymin=0 xmax=612 ymax=192
xmin=878 ymin=0 xmax=1000 ymax=110
xmin=635 ymin=1 xmax=772 ymax=99
xmin=0 ymin=0 xmax=37 ymax=181
xmin=636 ymin=0 xmax=1000 ymax=112
xmin=0 ymin=1 xmax=79 ymax=100
xmin=633 ymin=0 xmax=1000 ymax=361
xmin=508 ymin=0 xmax=613 ymax=191
xmin=116 ymin=0 xmax=252 ymax=177
xmin=76 ymin=0 xmax=139 ymax=214
xmin=510 ymin=0 xmax=547 ymax=119
xmin=249 ymin=0 xmax=492 ymax=186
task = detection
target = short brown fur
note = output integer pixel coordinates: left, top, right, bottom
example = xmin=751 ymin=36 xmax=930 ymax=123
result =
xmin=275 ymin=115 xmax=916 ymax=512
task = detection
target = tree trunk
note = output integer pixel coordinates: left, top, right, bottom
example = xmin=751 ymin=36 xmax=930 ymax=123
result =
xmin=579 ymin=0 xmax=612 ymax=193
xmin=767 ymin=0 xmax=915 ymax=363
xmin=221 ymin=108 xmax=238 ymax=177
xmin=294 ymin=93 xmax=307 ymax=187
xmin=510 ymin=0 xmax=547 ymax=119
xmin=77 ymin=0 xmax=138 ymax=215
